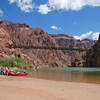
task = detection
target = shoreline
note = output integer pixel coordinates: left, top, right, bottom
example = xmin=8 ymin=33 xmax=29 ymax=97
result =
xmin=0 ymin=76 xmax=100 ymax=100
xmin=28 ymin=76 xmax=100 ymax=85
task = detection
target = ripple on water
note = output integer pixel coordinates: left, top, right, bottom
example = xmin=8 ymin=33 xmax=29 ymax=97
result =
xmin=29 ymin=67 xmax=100 ymax=84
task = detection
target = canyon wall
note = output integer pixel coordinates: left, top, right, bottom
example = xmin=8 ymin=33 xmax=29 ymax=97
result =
xmin=85 ymin=35 xmax=100 ymax=67
xmin=0 ymin=20 xmax=96 ymax=67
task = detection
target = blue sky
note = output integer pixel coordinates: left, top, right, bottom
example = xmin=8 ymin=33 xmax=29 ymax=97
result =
xmin=0 ymin=0 xmax=100 ymax=40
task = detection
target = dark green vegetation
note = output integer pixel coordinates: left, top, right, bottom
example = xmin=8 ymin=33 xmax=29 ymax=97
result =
xmin=0 ymin=57 xmax=33 ymax=69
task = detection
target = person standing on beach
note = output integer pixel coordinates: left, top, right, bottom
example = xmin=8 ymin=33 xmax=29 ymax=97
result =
xmin=5 ymin=67 xmax=10 ymax=76
xmin=1 ymin=67 xmax=5 ymax=75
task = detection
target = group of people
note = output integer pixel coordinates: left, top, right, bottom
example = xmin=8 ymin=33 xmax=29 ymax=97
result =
xmin=0 ymin=67 xmax=27 ymax=76
xmin=0 ymin=67 xmax=10 ymax=75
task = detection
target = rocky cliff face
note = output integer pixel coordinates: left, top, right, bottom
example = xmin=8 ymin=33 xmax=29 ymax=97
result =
xmin=0 ymin=21 xmax=69 ymax=67
xmin=0 ymin=20 xmax=95 ymax=67
xmin=50 ymin=34 xmax=95 ymax=67
xmin=85 ymin=35 xmax=100 ymax=67
xmin=0 ymin=27 xmax=41 ymax=67
xmin=0 ymin=27 xmax=13 ymax=58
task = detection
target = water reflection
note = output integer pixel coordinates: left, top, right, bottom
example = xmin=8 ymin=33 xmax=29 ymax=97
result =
xmin=29 ymin=67 xmax=100 ymax=84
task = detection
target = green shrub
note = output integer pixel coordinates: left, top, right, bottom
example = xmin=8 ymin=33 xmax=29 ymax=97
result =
xmin=79 ymin=64 xmax=83 ymax=67
xmin=0 ymin=57 xmax=33 ymax=69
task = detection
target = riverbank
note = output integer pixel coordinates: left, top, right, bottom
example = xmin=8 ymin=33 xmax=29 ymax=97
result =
xmin=0 ymin=76 xmax=100 ymax=100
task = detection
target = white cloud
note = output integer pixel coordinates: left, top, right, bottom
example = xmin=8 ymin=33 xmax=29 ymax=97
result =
xmin=92 ymin=32 xmax=100 ymax=40
xmin=37 ymin=0 xmax=100 ymax=14
xmin=74 ymin=36 xmax=81 ymax=40
xmin=8 ymin=0 xmax=100 ymax=14
xmin=0 ymin=10 xmax=3 ymax=17
xmin=51 ymin=26 xmax=58 ymax=30
xmin=48 ymin=0 xmax=85 ymax=11
xmin=74 ymin=31 xmax=92 ymax=40
xmin=8 ymin=0 xmax=35 ymax=13
xmin=50 ymin=25 xmax=62 ymax=30
xmin=74 ymin=31 xmax=100 ymax=40
xmin=9 ymin=0 xmax=16 ymax=3
xmin=48 ymin=0 xmax=100 ymax=10
xmin=38 ymin=4 xmax=51 ymax=14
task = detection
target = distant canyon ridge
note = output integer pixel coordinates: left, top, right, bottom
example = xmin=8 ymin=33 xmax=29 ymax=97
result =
xmin=0 ymin=20 xmax=99 ymax=67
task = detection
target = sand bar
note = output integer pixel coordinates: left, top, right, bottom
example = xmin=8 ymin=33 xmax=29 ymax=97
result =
xmin=0 ymin=76 xmax=100 ymax=100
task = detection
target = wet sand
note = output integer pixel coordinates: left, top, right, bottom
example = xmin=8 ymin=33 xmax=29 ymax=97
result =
xmin=0 ymin=76 xmax=100 ymax=100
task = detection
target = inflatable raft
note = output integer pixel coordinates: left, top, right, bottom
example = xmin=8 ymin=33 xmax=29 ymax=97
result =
xmin=8 ymin=71 xmax=28 ymax=76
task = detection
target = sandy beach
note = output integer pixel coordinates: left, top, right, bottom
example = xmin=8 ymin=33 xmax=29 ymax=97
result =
xmin=0 ymin=76 xmax=100 ymax=100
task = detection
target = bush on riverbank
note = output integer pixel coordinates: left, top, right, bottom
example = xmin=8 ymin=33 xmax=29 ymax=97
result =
xmin=0 ymin=57 xmax=33 ymax=69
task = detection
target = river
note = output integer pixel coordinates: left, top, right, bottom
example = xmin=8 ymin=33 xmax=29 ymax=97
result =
xmin=29 ymin=67 xmax=100 ymax=84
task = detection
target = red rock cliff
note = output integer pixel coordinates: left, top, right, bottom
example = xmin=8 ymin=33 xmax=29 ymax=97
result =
xmin=85 ymin=34 xmax=100 ymax=67
xmin=0 ymin=20 xmax=95 ymax=67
